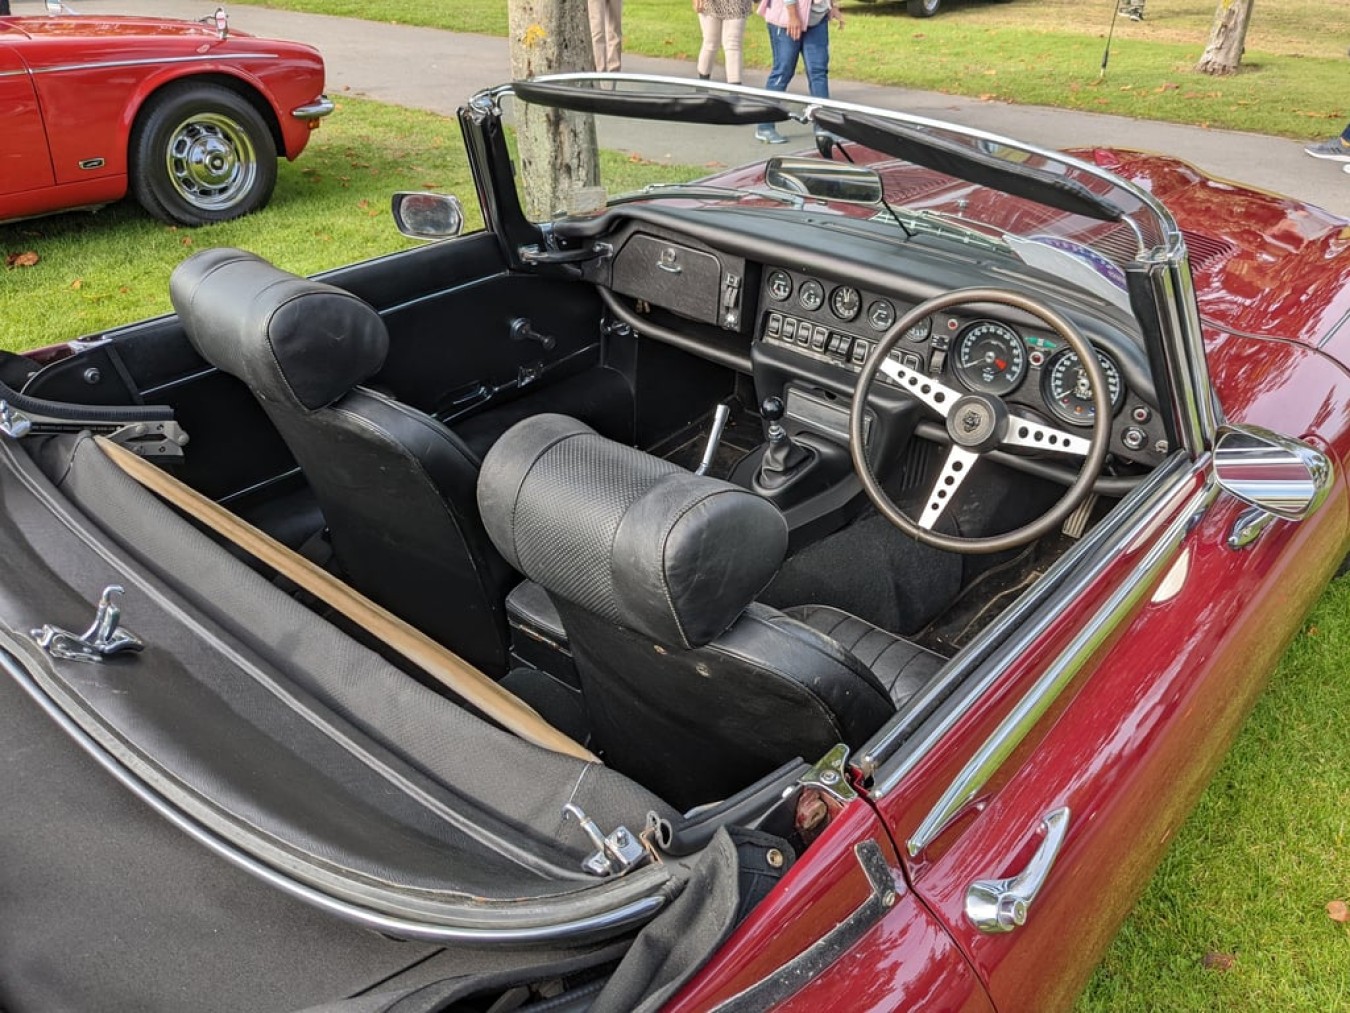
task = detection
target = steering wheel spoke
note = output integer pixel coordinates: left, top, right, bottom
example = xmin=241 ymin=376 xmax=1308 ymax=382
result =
xmin=1003 ymin=416 xmax=1094 ymax=457
xmin=850 ymin=287 xmax=1112 ymax=554
xmin=919 ymin=445 xmax=979 ymax=530
xmin=877 ymin=356 xmax=961 ymax=419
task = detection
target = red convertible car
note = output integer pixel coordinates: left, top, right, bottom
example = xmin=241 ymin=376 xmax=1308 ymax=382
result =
xmin=0 ymin=6 xmax=330 ymax=226
xmin=0 ymin=76 xmax=1346 ymax=1011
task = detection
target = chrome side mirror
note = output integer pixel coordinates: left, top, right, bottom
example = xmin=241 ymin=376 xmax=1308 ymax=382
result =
xmin=1212 ymin=424 xmax=1333 ymax=521
xmin=391 ymin=192 xmax=464 ymax=241
xmin=764 ymin=157 xmax=883 ymax=205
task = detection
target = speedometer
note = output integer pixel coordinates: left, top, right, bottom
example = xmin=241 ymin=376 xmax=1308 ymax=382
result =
xmin=1041 ymin=348 xmax=1123 ymax=426
xmin=953 ymin=321 xmax=1026 ymax=396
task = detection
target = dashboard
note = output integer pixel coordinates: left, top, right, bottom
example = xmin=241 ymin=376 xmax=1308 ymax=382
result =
xmin=577 ymin=209 xmax=1172 ymax=477
xmin=756 ymin=265 xmax=1166 ymax=466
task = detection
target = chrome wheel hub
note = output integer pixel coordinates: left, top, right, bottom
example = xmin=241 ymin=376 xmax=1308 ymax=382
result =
xmin=165 ymin=113 xmax=257 ymax=211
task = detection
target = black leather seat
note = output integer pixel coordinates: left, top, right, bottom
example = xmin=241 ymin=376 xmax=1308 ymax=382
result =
xmin=171 ymin=248 xmax=515 ymax=675
xmin=477 ymin=414 xmax=946 ymax=809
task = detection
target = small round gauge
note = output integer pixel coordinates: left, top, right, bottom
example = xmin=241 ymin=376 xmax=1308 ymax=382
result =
xmin=767 ymin=270 xmax=793 ymax=302
xmin=867 ymin=299 xmax=895 ymax=332
xmin=798 ymin=279 xmax=825 ymax=312
xmin=1042 ymin=348 xmax=1124 ymax=427
xmin=953 ymin=320 xmax=1027 ymax=396
xmin=904 ymin=315 xmax=933 ymax=343
xmin=830 ymin=285 xmax=862 ymax=322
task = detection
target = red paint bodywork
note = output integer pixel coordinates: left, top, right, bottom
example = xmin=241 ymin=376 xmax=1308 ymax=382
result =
xmin=672 ymin=152 xmax=1350 ymax=1009
xmin=0 ymin=14 xmax=325 ymax=223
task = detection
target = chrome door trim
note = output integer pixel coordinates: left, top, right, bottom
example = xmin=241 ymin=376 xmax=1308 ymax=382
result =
xmin=31 ymin=53 xmax=279 ymax=76
xmin=903 ymin=476 xmax=1217 ymax=856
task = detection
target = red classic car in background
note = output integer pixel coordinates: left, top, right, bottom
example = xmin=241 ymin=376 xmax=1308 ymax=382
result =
xmin=0 ymin=5 xmax=330 ymax=226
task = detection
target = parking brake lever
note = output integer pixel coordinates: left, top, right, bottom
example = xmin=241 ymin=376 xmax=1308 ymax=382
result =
xmin=694 ymin=404 xmax=732 ymax=477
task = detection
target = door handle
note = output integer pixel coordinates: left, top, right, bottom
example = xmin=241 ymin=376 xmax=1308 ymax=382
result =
xmin=965 ymin=806 xmax=1070 ymax=933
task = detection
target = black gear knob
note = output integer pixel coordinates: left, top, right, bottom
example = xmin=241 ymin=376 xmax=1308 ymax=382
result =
xmin=761 ymin=396 xmax=786 ymax=423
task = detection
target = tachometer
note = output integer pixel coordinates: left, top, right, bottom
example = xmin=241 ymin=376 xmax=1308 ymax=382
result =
xmin=830 ymin=285 xmax=861 ymax=322
xmin=1041 ymin=348 xmax=1123 ymax=426
xmin=953 ymin=321 xmax=1026 ymax=396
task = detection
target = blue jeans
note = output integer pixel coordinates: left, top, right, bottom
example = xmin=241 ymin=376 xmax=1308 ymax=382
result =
xmin=759 ymin=18 xmax=829 ymax=131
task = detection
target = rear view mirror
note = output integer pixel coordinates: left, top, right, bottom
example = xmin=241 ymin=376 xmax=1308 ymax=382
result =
xmin=764 ymin=157 xmax=883 ymax=205
xmin=391 ymin=192 xmax=465 ymax=241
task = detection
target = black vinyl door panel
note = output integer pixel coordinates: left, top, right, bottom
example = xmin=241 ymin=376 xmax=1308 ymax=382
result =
xmin=23 ymin=234 xmax=609 ymax=502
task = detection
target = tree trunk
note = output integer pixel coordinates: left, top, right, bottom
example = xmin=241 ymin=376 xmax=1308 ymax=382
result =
xmin=1195 ymin=0 xmax=1254 ymax=76
xmin=505 ymin=0 xmax=600 ymax=221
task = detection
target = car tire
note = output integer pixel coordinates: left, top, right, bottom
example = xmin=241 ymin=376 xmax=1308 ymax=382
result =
xmin=907 ymin=0 xmax=941 ymax=15
xmin=129 ymin=82 xmax=277 ymax=227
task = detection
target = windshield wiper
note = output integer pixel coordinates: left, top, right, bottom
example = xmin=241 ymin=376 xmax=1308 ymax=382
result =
xmin=607 ymin=183 xmax=804 ymax=210
xmin=814 ymin=109 xmax=1125 ymax=224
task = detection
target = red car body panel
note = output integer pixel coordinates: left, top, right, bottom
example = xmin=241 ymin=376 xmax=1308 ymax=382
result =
xmin=672 ymin=153 xmax=1350 ymax=1008
xmin=668 ymin=804 xmax=992 ymax=1012
xmin=0 ymin=15 xmax=325 ymax=222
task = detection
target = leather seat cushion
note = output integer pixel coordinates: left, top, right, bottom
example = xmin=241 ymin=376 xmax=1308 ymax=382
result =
xmin=786 ymin=605 xmax=945 ymax=706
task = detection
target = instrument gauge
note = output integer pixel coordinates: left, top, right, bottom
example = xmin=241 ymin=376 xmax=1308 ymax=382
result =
xmin=830 ymin=285 xmax=861 ymax=322
xmin=767 ymin=270 xmax=793 ymax=302
xmin=904 ymin=315 xmax=933 ymax=342
xmin=867 ymin=299 xmax=895 ymax=332
xmin=798 ymin=279 xmax=825 ymax=312
xmin=1042 ymin=348 xmax=1123 ymax=426
xmin=953 ymin=321 xmax=1027 ymax=396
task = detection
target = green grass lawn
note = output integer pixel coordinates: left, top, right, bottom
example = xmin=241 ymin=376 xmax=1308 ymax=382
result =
xmin=3 ymin=81 xmax=1349 ymax=1009
xmin=0 ymin=97 xmax=466 ymax=352
xmin=233 ymin=0 xmax=1348 ymax=139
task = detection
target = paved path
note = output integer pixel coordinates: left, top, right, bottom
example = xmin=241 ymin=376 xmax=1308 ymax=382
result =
xmin=69 ymin=0 xmax=1350 ymax=218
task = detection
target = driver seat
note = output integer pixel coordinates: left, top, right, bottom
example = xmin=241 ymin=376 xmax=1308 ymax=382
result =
xmin=477 ymin=414 xmax=946 ymax=809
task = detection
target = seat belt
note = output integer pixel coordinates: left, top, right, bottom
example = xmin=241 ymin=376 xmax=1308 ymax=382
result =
xmin=95 ymin=436 xmax=599 ymax=764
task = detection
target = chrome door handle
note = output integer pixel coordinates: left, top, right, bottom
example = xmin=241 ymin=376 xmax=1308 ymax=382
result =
xmin=965 ymin=806 xmax=1070 ymax=933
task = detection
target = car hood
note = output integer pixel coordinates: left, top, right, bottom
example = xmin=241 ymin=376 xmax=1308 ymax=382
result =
xmin=1080 ymin=148 xmax=1350 ymax=352
xmin=0 ymin=14 xmax=256 ymax=46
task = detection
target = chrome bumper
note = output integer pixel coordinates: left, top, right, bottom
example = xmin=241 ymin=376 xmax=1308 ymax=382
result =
xmin=292 ymin=95 xmax=335 ymax=121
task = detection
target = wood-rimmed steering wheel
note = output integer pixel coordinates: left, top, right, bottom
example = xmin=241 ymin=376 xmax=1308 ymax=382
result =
xmin=848 ymin=287 xmax=1112 ymax=554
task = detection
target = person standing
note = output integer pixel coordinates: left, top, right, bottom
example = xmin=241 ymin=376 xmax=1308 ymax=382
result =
xmin=754 ymin=0 xmax=844 ymax=145
xmin=694 ymin=0 xmax=753 ymax=87
xmin=588 ymin=0 xmax=623 ymax=73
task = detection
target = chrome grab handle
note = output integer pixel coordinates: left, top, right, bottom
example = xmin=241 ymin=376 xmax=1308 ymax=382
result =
xmin=964 ymin=806 xmax=1069 ymax=933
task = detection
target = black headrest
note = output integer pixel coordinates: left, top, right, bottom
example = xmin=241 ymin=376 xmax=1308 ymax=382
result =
xmin=170 ymin=248 xmax=388 ymax=411
xmin=478 ymin=415 xmax=788 ymax=649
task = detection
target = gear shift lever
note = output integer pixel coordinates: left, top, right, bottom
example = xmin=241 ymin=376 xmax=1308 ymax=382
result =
xmin=757 ymin=395 xmax=813 ymax=490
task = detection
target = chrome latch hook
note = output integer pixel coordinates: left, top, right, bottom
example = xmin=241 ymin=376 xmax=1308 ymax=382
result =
xmin=32 ymin=585 xmax=145 ymax=663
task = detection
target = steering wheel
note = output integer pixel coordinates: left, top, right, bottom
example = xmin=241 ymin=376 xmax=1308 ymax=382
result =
xmin=848 ymin=288 xmax=1112 ymax=554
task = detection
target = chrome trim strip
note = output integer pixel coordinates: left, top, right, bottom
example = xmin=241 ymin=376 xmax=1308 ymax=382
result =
xmin=904 ymin=478 xmax=1218 ymax=856
xmin=0 ymin=69 xmax=29 ymax=80
xmin=291 ymin=95 xmax=334 ymax=121
xmin=32 ymin=53 xmax=279 ymax=75
xmin=0 ymin=645 xmax=666 ymax=943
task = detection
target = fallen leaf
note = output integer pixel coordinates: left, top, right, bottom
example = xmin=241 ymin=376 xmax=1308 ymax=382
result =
xmin=1328 ymin=899 xmax=1350 ymax=922
xmin=1308 ymin=625 xmax=1320 ymax=637
xmin=181 ymin=236 xmax=193 ymax=247
xmin=1202 ymin=951 xmax=1235 ymax=971
xmin=6 ymin=251 xmax=40 ymax=268
xmin=70 ymin=277 xmax=82 ymax=290
xmin=1154 ymin=82 xmax=1180 ymax=93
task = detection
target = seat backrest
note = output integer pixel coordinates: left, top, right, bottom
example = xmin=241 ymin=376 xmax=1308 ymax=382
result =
xmin=171 ymin=248 xmax=514 ymax=675
xmin=478 ymin=414 xmax=895 ymax=809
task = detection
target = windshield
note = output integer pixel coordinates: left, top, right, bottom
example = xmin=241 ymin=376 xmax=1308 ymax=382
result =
xmin=475 ymin=75 xmax=1179 ymax=305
